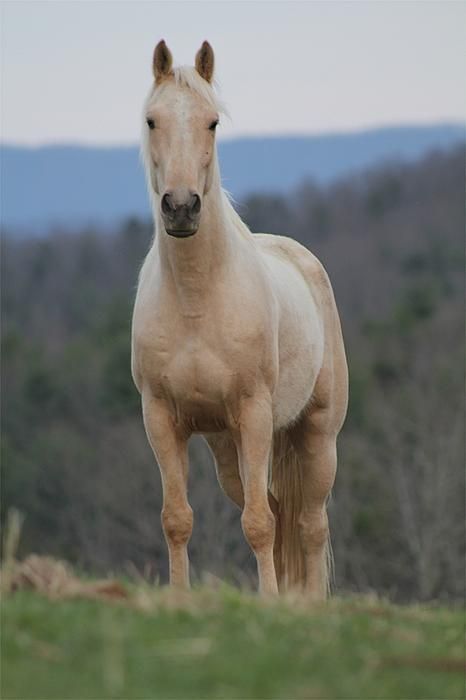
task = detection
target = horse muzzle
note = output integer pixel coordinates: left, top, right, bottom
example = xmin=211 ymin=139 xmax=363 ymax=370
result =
xmin=161 ymin=190 xmax=201 ymax=238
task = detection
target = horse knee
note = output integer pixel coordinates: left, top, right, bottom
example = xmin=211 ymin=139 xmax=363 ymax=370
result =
xmin=162 ymin=504 xmax=193 ymax=547
xmin=242 ymin=505 xmax=275 ymax=553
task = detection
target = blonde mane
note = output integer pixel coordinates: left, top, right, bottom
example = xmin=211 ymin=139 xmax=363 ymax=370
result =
xmin=140 ymin=66 xmax=251 ymax=240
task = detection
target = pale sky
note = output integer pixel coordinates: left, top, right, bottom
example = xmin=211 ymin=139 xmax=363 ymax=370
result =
xmin=1 ymin=0 xmax=465 ymax=145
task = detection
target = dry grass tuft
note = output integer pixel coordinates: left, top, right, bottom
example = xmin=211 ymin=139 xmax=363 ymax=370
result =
xmin=2 ymin=554 xmax=129 ymax=602
xmin=1 ymin=511 xmax=128 ymax=603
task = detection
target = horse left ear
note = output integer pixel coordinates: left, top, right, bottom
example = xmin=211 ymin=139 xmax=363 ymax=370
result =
xmin=195 ymin=41 xmax=214 ymax=83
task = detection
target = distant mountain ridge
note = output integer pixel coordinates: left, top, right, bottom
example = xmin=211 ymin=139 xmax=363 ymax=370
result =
xmin=1 ymin=124 xmax=464 ymax=233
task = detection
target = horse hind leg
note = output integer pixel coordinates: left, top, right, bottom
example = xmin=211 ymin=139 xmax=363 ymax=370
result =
xmin=293 ymin=405 xmax=339 ymax=600
xmin=271 ymin=406 xmax=339 ymax=599
xmin=204 ymin=433 xmax=244 ymax=507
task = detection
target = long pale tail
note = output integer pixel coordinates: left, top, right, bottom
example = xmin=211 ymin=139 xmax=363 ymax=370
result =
xmin=270 ymin=431 xmax=333 ymax=596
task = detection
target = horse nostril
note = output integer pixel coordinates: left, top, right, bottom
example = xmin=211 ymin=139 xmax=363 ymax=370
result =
xmin=161 ymin=192 xmax=175 ymax=215
xmin=162 ymin=191 xmax=200 ymax=218
xmin=190 ymin=194 xmax=201 ymax=215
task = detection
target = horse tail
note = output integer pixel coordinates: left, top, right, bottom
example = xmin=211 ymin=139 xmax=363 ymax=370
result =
xmin=270 ymin=430 xmax=333 ymax=595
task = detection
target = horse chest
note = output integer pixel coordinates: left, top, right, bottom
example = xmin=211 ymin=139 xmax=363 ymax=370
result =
xmin=145 ymin=332 xmax=235 ymax=427
xmin=166 ymin=343 xmax=227 ymax=400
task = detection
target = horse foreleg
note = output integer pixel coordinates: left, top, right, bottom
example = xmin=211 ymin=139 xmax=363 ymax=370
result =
xmin=142 ymin=393 xmax=192 ymax=588
xmin=235 ymin=396 xmax=278 ymax=596
xmin=206 ymin=432 xmax=282 ymax=583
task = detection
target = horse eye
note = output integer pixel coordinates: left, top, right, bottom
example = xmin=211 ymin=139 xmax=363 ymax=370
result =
xmin=209 ymin=119 xmax=219 ymax=131
xmin=146 ymin=118 xmax=155 ymax=130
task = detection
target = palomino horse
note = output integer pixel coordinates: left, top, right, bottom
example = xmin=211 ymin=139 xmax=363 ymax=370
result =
xmin=132 ymin=41 xmax=348 ymax=598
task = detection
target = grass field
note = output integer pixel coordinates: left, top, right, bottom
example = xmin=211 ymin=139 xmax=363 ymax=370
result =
xmin=2 ymin=581 xmax=464 ymax=700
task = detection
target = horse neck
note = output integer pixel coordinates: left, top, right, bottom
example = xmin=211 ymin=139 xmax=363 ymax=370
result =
xmin=155 ymin=165 xmax=234 ymax=314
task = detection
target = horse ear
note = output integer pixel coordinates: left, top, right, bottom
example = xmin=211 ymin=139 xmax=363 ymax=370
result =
xmin=195 ymin=41 xmax=214 ymax=83
xmin=153 ymin=40 xmax=173 ymax=84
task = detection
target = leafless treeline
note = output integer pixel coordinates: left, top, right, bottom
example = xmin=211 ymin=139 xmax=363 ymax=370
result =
xmin=2 ymin=146 xmax=464 ymax=600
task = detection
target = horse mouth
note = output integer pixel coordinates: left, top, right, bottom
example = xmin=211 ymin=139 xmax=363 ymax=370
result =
xmin=165 ymin=228 xmax=198 ymax=238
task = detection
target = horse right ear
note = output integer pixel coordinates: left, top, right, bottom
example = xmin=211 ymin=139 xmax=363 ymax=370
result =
xmin=153 ymin=40 xmax=173 ymax=84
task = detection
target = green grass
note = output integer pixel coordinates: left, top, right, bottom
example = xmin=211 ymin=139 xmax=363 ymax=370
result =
xmin=2 ymin=587 xmax=464 ymax=699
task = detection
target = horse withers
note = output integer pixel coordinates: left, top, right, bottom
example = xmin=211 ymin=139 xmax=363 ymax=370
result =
xmin=131 ymin=40 xmax=348 ymax=598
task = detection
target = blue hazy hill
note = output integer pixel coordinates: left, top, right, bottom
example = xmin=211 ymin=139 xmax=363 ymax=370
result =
xmin=1 ymin=124 xmax=463 ymax=233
